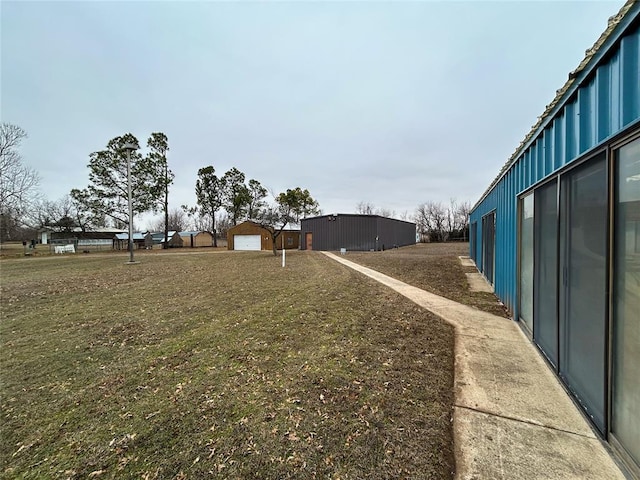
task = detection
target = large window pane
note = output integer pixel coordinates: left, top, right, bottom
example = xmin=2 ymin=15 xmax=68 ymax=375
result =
xmin=612 ymin=137 xmax=640 ymax=466
xmin=559 ymin=153 xmax=607 ymax=433
xmin=520 ymin=194 xmax=534 ymax=332
xmin=534 ymin=180 xmax=558 ymax=366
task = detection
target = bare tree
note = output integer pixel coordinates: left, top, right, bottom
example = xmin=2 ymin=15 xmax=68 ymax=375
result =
xmin=356 ymin=201 xmax=375 ymax=215
xmin=356 ymin=202 xmax=398 ymax=219
xmin=183 ymin=205 xmax=211 ymax=232
xmin=375 ymin=207 xmax=396 ymax=219
xmin=182 ymin=205 xmax=232 ymax=239
xmin=29 ymin=195 xmax=77 ymax=231
xmin=415 ymin=199 xmax=471 ymax=242
xmin=0 ymin=123 xmax=40 ymax=241
xmin=148 ymin=208 xmax=189 ymax=232
xmin=167 ymin=208 xmax=188 ymax=231
xmin=444 ymin=199 xmax=457 ymax=240
xmin=215 ymin=212 xmax=232 ymax=240
xmin=147 ymin=218 xmax=162 ymax=232
xmin=414 ymin=201 xmax=447 ymax=242
xmin=456 ymin=200 xmax=472 ymax=241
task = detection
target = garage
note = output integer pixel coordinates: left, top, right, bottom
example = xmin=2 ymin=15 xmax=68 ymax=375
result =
xmin=227 ymin=221 xmax=300 ymax=251
xmin=233 ymin=234 xmax=261 ymax=251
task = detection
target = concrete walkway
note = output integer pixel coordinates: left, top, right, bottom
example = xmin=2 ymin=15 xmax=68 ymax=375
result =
xmin=323 ymin=252 xmax=626 ymax=480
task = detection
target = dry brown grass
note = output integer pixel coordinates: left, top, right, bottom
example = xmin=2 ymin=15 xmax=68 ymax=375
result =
xmin=1 ymin=250 xmax=455 ymax=479
xmin=0 ymin=242 xmax=35 ymax=257
xmin=346 ymin=243 xmax=509 ymax=318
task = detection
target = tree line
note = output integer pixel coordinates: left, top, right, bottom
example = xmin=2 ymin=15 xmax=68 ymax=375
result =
xmin=0 ymin=124 xmax=320 ymax=255
xmin=0 ymin=124 xmax=40 ymax=241
xmin=182 ymin=165 xmax=320 ymax=252
xmin=355 ymin=199 xmax=471 ymax=243
xmin=414 ymin=199 xmax=471 ymax=242
xmin=2 ymin=122 xmax=470 ymax=248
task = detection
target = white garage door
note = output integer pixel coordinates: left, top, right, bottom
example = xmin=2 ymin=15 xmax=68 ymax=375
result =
xmin=234 ymin=234 xmax=261 ymax=251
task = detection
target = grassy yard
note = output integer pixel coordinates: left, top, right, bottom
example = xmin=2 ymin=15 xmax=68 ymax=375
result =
xmin=1 ymin=250 xmax=455 ymax=479
xmin=0 ymin=242 xmax=35 ymax=258
xmin=346 ymin=243 xmax=509 ymax=318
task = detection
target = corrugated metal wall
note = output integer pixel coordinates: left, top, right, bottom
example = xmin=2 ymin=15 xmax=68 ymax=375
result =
xmin=376 ymin=216 xmax=417 ymax=250
xmin=301 ymin=214 xmax=416 ymax=251
xmin=301 ymin=215 xmax=376 ymax=251
xmin=470 ymin=18 xmax=640 ymax=316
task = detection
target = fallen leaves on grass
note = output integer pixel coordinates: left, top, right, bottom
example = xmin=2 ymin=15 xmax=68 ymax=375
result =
xmin=1 ymin=251 xmax=455 ymax=479
xmin=347 ymin=243 xmax=509 ymax=317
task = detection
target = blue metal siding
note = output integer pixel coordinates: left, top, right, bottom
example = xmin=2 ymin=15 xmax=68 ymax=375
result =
xmin=544 ymin=128 xmax=553 ymax=176
xmin=621 ymin=32 xmax=640 ymax=125
xmin=536 ymin=138 xmax=544 ymax=182
xmin=567 ymin=100 xmax=579 ymax=161
xmin=554 ymin=115 xmax=564 ymax=170
xmin=611 ymin=50 xmax=622 ymax=132
xmin=578 ymin=81 xmax=594 ymax=154
xmin=596 ymin=64 xmax=611 ymax=142
xmin=470 ymin=21 xmax=640 ymax=315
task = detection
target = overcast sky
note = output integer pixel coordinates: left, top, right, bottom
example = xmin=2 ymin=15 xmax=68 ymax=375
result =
xmin=1 ymin=0 xmax=626 ymax=228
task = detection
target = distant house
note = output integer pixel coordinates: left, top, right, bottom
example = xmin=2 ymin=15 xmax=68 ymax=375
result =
xmin=113 ymin=233 xmax=147 ymax=250
xmin=144 ymin=231 xmax=183 ymax=249
xmin=179 ymin=231 xmax=214 ymax=248
xmin=227 ymin=221 xmax=300 ymax=251
xmin=39 ymin=227 xmax=126 ymax=250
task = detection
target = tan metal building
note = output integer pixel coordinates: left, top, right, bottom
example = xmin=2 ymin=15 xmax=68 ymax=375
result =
xmin=179 ymin=231 xmax=214 ymax=248
xmin=227 ymin=221 xmax=300 ymax=251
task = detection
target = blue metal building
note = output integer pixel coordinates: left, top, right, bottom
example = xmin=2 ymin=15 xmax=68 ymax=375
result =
xmin=469 ymin=1 xmax=639 ymax=476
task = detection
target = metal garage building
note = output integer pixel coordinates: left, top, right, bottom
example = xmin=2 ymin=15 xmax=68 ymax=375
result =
xmin=227 ymin=221 xmax=300 ymax=251
xmin=300 ymin=214 xmax=416 ymax=251
xmin=469 ymin=1 xmax=639 ymax=475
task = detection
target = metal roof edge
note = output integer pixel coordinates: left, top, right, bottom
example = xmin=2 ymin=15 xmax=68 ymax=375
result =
xmin=471 ymin=0 xmax=639 ymax=213
xmin=302 ymin=214 xmax=415 ymax=224
xmin=178 ymin=230 xmax=214 ymax=235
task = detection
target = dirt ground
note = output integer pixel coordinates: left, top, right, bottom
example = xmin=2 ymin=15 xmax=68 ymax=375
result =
xmin=346 ymin=242 xmax=509 ymax=318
